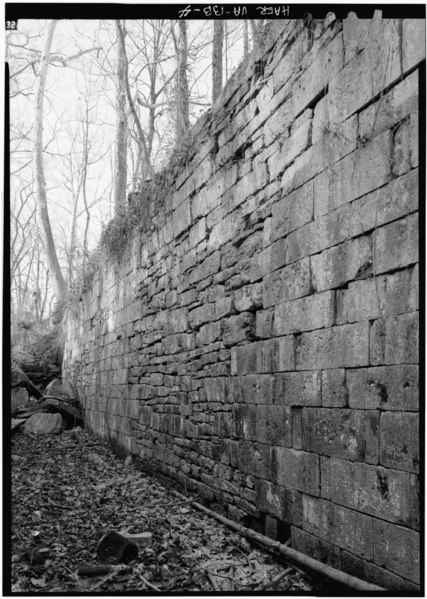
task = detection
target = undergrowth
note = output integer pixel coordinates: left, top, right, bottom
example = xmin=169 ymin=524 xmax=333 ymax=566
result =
xmin=70 ymin=130 xmax=199 ymax=300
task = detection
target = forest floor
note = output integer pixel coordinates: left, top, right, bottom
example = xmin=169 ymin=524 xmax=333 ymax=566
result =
xmin=10 ymin=426 xmax=325 ymax=594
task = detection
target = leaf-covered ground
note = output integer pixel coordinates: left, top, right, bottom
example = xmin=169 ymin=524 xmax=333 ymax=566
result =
xmin=10 ymin=427 xmax=318 ymax=593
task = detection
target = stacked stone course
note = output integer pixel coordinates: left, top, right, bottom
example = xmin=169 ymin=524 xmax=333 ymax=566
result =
xmin=64 ymin=12 xmax=422 ymax=590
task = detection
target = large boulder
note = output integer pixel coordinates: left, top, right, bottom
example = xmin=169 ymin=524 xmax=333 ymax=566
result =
xmin=11 ymin=387 xmax=29 ymax=412
xmin=24 ymin=412 xmax=63 ymax=435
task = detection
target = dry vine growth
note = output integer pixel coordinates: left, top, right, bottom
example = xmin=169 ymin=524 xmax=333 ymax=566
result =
xmin=11 ymin=427 xmax=315 ymax=593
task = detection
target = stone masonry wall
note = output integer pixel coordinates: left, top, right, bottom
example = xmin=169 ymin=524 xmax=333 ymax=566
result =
xmin=63 ymin=13 xmax=423 ymax=590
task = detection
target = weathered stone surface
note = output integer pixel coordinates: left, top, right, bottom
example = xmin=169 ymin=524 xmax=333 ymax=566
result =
xmin=231 ymin=375 xmax=274 ymax=404
xmin=321 ymin=457 xmax=411 ymax=525
xmin=312 ymin=236 xmax=372 ymax=292
xmin=263 ymin=257 xmax=311 ymax=308
xmin=256 ymin=479 xmax=303 ymax=526
xmin=272 ymin=447 xmax=320 ymax=496
xmin=292 ymin=528 xmax=341 ymax=569
xmin=24 ymin=412 xmax=63 ymax=435
xmin=321 ymin=369 xmax=347 ymax=407
xmin=380 ymin=412 xmax=419 ymax=474
xmin=303 ymin=496 xmax=373 ymax=560
xmin=314 ymin=131 xmax=393 ymax=218
xmin=271 ymin=180 xmax=313 ymax=241
xmin=341 ymin=550 xmax=418 ymax=591
xmin=11 ymin=387 xmax=30 ymax=412
xmin=374 ymin=214 xmax=418 ymax=275
xmin=303 ymin=408 xmax=379 ymax=463
xmin=373 ymin=519 xmax=420 ymax=583
xmin=274 ymin=291 xmax=334 ymax=335
xmin=347 ymin=365 xmax=419 ymax=411
xmin=402 ymin=19 xmax=425 ymax=72
xmin=275 ymin=371 xmax=321 ymax=406
xmin=222 ymin=312 xmax=256 ymax=347
xmin=296 ymin=322 xmax=370 ymax=370
xmin=385 ymin=312 xmax=419 ymax=365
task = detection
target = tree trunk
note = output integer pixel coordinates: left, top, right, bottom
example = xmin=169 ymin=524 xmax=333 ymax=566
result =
xmin=250 ymin=20 xmax=265 ymax=57
xmin=114 ymin=19 xmax=128 ymax=214
xmin=175 ymin=20 xmax=190 ymax=143
xmin=243 ymin=20 xmax=249 ymax=57
xmin=212 ymin=21 xmax=224 ymax=104
xmin=33 ymin=20 xmax=67 ymax=308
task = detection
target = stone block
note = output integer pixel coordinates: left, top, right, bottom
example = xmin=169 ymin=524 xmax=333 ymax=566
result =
xmin=231 ymin=375 xmax=274 ymax=404
xmin=275 ymin=371 xmax=321 ymax=406
xmin=321 ymin=457 xmax=411 ymax=525
xmin=291 ymin=528 xmax=341 ymax=570
xmin=358 ymin=70 xmax=418 ymax=142
xmin=256 ymin=405 xmax=292 ymax=446
xmin=292 ymin=408 xmax=303 ymax=450
xmin=373 ymin=519 xmax=420 ymax=583
xmin=24 ymin=413 xmax=63 ymax=435
xmin=192 ymin=177 xmax=223 ymax=219
xmin=264 ymin=100 xmax=292 ymax=145
xmin=341 ymin=550 xmax=418 ymax=591
xmin=321 ymin=369 xmax=348 ymax=407
xmin=303 ymin=496 xmax=373 ymax=560
xmin=336 ymin=278 xmax=385 ymax=324
xmin=347 ymin=365 xmax=419 ymax=411
xmin=208 ymin=215 xmax=236 ymax=250
xmin=256 ymin=337 xmax=295 ymax=373
xmin=392 ymin=119 xmax=411 ymax=177
xmin=292 ymin=33 xmax=344 ymax=115
xmin=256 ymin=479 xmax=303 ymax=526
xmin=255 ymin=309 xmax=274 ymax=338
xmin=385 ymin=312 xmax=419 ymax=365
xmin=272 ymin=180 xmax=314 ymax=241
xmin=263 ymin=257 xmax=311 ymax=308
xmin=374 ymin=214 xmax=418 ymax=275
xmin=250 ymin=246 xmax=272 ymax=281
xmin=410 ymin=474 xmax=419 ymax=531
xmin=380 ymin=412 xmax=419 ymax=473
xmin=302 ymin=408 xmax=379 ymax=463
xmin=189 ymin=251 xmax=221 ymax=284
xmin=189 ymin=218 xmax=207 ymax=247
xmin=163 ymin=309 xmax=188 ymax=334
xmin=222 ymin=312 xmax=256 ymax=347
xmin=272 ymin=447 xmax=320 ymax=496
xmin=172 ymin=201 xmax=191 ymax=238
xmin=204 ymin=377 xmax=227 ymax=403
xmin=333 ymin=16 xmax=401 ymax=119
xmin=238 ymin=440 xmax=271 ymax=479
xmin=312 ymin=236 xmax=372 ymax=292
xmin=274 ymin=290 xmax=334 ymax=335
xmin=314 ymin=131 xmax=392 ymax=218
xmin=214 ymin=296 xmax=235 ymax=319
xmin=234 ymin=404 xmax=257 ymax=440
xmin=296 ymin=322 xmax=370 ymax=369
xmin=402 ymin=19 xmax=425 ymax=72
xmin=410 ymin=110 xmax=419 ymax=168
xmin=369 ymin=318 xmax=386 ymax=366
xmin=197 ymin=322 xmax=221 ymax=345
xmin=188 ymin=304 xmax=215 ymax=329
xmin=233 ymin=343 xmax=259 ymax=375
xmin=233 ymin=283 xmax=263 ymax=312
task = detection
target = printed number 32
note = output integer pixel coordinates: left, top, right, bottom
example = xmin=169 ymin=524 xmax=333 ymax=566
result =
xmin=6 ymin=21 xmax=17 ymax=30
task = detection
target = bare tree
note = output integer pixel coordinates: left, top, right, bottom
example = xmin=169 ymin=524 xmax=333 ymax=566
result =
xmin=243 ymin=20 xmax=249 ymax=58
xmin=116 ymin=20 xmax=154 ymax=180
xmin=212 ymin=21 xmax=224 ymax=103
xmin=171 ymin=20 xmax=190 ymax=144
xmin=33 ymin=19 xmax=67 ymax=310
xmin=113 ymin=19 xmax=128 ymax=214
